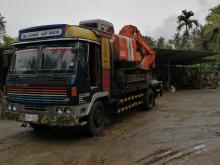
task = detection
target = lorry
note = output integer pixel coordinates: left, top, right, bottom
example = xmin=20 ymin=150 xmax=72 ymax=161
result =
xmin=4 ymin=19 xmax=162 ymax=135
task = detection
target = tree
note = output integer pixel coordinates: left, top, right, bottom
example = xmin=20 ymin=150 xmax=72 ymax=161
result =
xmin=203 ymin=5 xmax=220 ymax=53
xmin=177 ymin=10 xmax=199 ymax=48
xmin=156 ymin=37 xmax=166 ymax=49
xmin=0 ymin=35 xmax=14 ymax=48
xmin=172 ymin=32 xmax=182 ymax=49
xmin=190 ymin=26 xmax=209 ymax=51
xmin=166 ymin=39 xmax=174 ymax=49
xmin=0 ymin=13 xmax=6 ymax=39
xmin=0 ymin=14 xmax=14 ymax=48
xmin=144 ymin=36 xmax=156 ymax=47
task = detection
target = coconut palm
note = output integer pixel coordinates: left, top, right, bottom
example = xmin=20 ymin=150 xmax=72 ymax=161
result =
xmin=172 ymin=32 xmax=182 ymax=49
xmin=177 ymin=10 xmax=199 ymax=36
xmin=156 ymin=37 xmax=166 ymax=49
xmin=177 ymin=10 xmax=199 ymax=48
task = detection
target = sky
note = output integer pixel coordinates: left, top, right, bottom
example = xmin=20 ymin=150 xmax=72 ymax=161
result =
xmin=0 ymin=0 xmax=219 ymax=40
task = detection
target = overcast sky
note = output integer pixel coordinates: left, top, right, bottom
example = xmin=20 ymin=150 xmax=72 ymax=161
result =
xmin=0 ymin=0 xmax=219 ymax=40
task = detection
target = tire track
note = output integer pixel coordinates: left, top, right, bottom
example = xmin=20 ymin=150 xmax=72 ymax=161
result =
xmin=136 ymin=143 xmax=206 ymax=165
xmin=87 ymin=154 xmax=106 ymax=165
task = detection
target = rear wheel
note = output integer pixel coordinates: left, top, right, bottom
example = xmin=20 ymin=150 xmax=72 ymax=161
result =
xmin=86 ymin=101 xmax=105 ymax=136
xmin=29 ymin=123 xmax=48 ymax=131
xmin=143 ymin=88 xmax=155 ymax=110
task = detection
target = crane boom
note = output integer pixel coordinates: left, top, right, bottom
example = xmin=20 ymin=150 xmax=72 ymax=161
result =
xmin=119 ymin=25 xmax=156 ymax=69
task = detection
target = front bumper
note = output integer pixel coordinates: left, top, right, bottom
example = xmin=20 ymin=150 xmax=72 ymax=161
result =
xmin=5 ymin=111 xmax=79 ymax=126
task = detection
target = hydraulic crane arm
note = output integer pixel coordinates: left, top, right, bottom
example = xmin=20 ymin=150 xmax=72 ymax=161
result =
xmin=119 ymin=25 xmax=156 ymax=69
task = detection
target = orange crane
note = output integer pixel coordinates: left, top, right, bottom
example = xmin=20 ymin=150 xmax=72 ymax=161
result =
xmin=119 ymin=25 xmax=156 ymax=69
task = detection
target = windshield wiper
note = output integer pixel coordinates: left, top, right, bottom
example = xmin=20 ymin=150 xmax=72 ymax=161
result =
xmin=51 ymin=74 xmax=65 ymax=81
xmin=8 ymin=75 xmax=19 ymax=80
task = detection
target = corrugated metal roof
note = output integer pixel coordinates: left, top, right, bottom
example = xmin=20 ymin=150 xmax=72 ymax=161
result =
xmin=154 ymin=48 xmax=217 ymax=65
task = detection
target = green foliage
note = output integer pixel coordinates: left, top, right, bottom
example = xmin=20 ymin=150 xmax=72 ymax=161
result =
xmin=203 ymin=4 xmax=220 ymax=53
xmin=172 ymin=32 xmax=182 ymax=49
xmin=177 ymin=10 xmax=199 ymax=49
xmin=156 ymin=37 xmax=166 ymax=49
xmin=166 ymin=39 xmax=174 ymax=49
xmin=149 ymin=9 xmax=202 ymax=50
xmin=0 ymin=35 xmax=14 ymax=48
xmin=144 ymin=36 xmax=156 ymax=47
xmin=0 ymin=13 xmax=14 ymax=48
xmin=144 ymin=35 xmax=177 ymax=49
xmin=167 ymin=5 xmax=220 ymax=51
xmin=190 ymin=26 xmax=207 ymax=51
xmin=177 ymin=10 xmax=199 ymax=35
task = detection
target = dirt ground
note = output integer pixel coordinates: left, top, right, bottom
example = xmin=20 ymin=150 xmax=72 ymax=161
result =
xmin=1 ymin=89 xmax=220 ymax=165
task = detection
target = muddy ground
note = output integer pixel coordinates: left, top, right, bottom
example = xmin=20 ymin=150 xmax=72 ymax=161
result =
xmin=1 ymin=89 xmax=220 ymax=165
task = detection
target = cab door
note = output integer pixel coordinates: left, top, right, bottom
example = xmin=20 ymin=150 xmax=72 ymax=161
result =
xmin=77 ymin=42 xmax=91 ymax=104
xmin=88 ymin=43 xmax=101 ymax=93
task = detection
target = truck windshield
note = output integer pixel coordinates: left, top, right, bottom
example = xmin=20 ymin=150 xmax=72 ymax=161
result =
xmin=40 ymin=46 xmax=77 ymax=73
xmin=10 ymin=49 xmax=38 ymax=74
xmin=9 ymin=42 xmax=79 ymax=75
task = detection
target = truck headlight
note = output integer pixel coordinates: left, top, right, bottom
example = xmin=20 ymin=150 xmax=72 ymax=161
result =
xmin=8 ymin=104 xmax=12 ymax=111
xmin=56 ymin=107 xmax=63 ymax=115
xmin=12 ymin=105 xmax=17 ymax=111
xmin=64 ymin=107 xmax=71 ymax=114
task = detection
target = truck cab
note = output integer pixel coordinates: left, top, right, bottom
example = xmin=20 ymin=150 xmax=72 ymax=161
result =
xmin=5 ymin=21 xmax=114 ymax=135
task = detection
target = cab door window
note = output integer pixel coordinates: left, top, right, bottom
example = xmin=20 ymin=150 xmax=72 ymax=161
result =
xmin=88 ymin=43 xmax=101 ymax=86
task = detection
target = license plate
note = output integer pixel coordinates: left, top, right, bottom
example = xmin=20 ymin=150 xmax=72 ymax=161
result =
xmin=24 ymin=114 xmax=38 ymax=122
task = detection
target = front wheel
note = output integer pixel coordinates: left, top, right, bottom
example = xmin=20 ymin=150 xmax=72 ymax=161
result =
xmin=143 ymin=88 xmax=155 ymax=110
xmin=86 ymin=101 xmax=105 ymax=136
xmin=29 ymin=123 xmax=48 ymax=131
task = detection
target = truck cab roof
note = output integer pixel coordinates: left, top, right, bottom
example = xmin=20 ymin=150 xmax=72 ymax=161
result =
xmin=16 ymin=24 xmax=100 ymax=45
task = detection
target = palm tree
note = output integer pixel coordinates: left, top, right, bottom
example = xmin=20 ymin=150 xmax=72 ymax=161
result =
xmin=172 ymin=32 xmax=182 ymax=49
xmin=177 ymin=10 xmax=199 ymax=48
xmin=144 ymin=36 xmax=156 ymax=47
xmin=203 ymin=5 xmax=220 ymax=53
xmin=156 ymin=37 xmax=166 ymax=49
xmin=190 ymin=26 xmax=208 ymax=51
xmin=177 ymin=10 xmax=199 ymax=36
xmin=166 ymin=39 xmax=174 ymax=49
xmin=0 ymin=13 xmax=6 ymax=39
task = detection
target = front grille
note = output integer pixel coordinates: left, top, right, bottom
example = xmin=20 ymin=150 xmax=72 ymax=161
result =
xmin=24 ymin=105 xmax=46 ymax=112
xmin=6 ymin=86 xmax=68 ymax=105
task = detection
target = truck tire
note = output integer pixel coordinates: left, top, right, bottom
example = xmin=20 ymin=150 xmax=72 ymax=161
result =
xmin=86 ymin=101 xmax=105 ymax=136
xmin=29 ymin=123 xmax=48 ymax=131
xmin=143 ymin=88 xmax=155 ymax=110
